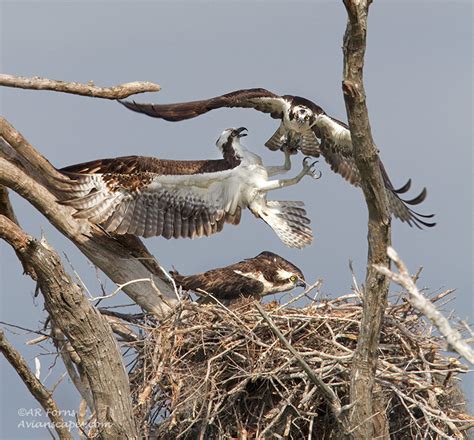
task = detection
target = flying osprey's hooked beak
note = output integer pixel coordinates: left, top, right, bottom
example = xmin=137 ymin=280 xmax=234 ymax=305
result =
xmin=236 ymin=127 xmax=248 ymax=138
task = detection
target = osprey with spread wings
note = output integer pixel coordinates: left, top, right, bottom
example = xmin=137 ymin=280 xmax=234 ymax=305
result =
xmin=120 ymin=88 xmax=435 ymax=229
xmin=58 ymin=127 xmax=319 ymax=248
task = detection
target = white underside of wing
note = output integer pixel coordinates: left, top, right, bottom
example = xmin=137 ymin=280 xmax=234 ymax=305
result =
xmin=247 ymin=96 xmax=287 ymax=114
xmin=315 ymin=115 xmax=352 ymax=150
xmin=139 ymin=166 xmax=249 ymax=216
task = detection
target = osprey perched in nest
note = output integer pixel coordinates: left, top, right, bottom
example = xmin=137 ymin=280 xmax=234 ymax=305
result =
xmin=58 ymin=127 xmax=319 ymax=248
xmin=120 ymin=88 xmax=435 ymax=229
xmin=170 ymin=251 xmax=305 ymax=304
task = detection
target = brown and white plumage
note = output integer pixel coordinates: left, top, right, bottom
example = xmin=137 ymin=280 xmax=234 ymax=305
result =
xmin=170 ymin=251 xmax=306 ymax=304
xmin=119 ymin=88 xmax=435 ymax=228
xmin=58 ymin=127 xmax=319 ymax=248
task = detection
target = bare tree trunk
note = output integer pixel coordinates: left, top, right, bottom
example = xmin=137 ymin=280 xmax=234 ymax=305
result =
xmin=0 ymin=214 xmax=139 ymax=439
xmin=341 ymin=1 xmax=392 ymax=438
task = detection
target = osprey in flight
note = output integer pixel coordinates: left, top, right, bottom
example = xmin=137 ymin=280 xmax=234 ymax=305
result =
xmin=171 ymin=251 xmax=306 ymax=304
xmin=58 ymin=127 xmax=319 ymax=248
xmin=120 ymin=88 xmax=435 ymax=229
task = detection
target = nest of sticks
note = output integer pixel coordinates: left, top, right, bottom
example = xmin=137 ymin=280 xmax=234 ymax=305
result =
xmin=119 ymin=289 xmax=473 ymax=439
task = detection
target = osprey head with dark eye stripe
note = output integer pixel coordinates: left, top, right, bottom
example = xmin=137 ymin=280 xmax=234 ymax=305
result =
xmin=286 ymin=96 xmax=322 ymax=128
xmin=215 ymin=126 xmax=247 ymax=160
xmin=119 ymin=88 xmax=436 ymax=229
xmin=170 ymin=251 xmax=306 ymax=305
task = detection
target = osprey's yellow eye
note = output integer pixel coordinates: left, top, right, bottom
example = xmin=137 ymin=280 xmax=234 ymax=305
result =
xmin=290 ymin=276 xmax=297 ymax=282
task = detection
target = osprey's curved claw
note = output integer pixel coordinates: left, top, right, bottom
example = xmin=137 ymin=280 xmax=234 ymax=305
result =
xmin=302 ymin=158 xmax=320 ymax=179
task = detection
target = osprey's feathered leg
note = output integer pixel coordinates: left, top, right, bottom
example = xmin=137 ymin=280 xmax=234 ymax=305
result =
xmin=250 ymin=200 xmax=313 ymax=249
xmin=261 ymin=158 xmax=321 ymax=192
xmin=266 ymin=147 xmax=292 ymax=176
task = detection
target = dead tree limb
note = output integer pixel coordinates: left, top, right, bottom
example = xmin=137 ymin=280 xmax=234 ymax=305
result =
xmin=374 ymin=247 xmax=474 ymax=364
xmin=0 ymin=117 xmax=178 ymax=316
xmin=0 ymin=74 xmax=160 ymax=99
xmin=0 ymin=330 xmax=74 ymax=440
xmin=0 ymin=215 xmax=139 ymax=439
xmin=341 ymin=1 xmax=392 ymax=438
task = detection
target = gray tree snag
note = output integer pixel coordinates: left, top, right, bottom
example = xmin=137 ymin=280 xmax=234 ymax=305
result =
xmin=0 ymin=215 xmax=139 ymax=439
xmin=341 ymin=1 xmax=392 ymax=438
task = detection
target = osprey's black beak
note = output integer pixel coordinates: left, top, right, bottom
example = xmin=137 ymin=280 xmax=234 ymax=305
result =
xmin=236 ymin=127 xmax=248 ymax=138
xmin=296 ymin=279 xmax=306 ymax=289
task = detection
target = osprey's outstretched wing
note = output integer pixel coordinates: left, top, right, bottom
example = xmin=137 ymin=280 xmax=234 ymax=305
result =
xmin=58 ymin=155 xmax=243 ymax=239
xmin=313 ymin=116 xmax=435 ymax=228
xmin=119 ymin=88 xmax=286 ymax=121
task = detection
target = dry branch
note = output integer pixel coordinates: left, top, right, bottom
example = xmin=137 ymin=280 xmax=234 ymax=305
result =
xmin=0 ymin=116 xmax=178 ymax=316
xmin=375 ymin=247 xmax=474 ymax=364
xmin=0 ymin=215 xmax=139 ymax=439
xmin=0 ymin=330 xmax=74 ymax=440
xmin=341 ymin=1 xmax=392 ymax=437
xmin=0 ymin=73 xmax=160 ymax=99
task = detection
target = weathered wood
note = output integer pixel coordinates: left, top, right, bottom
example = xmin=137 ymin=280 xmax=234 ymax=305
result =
xmin=0 ymin=215 xmax=139 ymax=439
xmin=341 ymin=0 xmax=392 ymax=438
xmin=0 ymin=74 xmax=160 ymax=99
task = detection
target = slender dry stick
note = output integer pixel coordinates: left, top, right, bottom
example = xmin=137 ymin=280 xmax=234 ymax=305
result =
xmin=0 ymin=330 xmax=74 ymax=440
xmin=255 ymin=302 xmax=350 ymax=435
xmin=341 ymin=1 xmax=391 ymax=438
xmin=0 ymin=74 xmax=160 ymax=99
xmin=374 ymin=247 xmax=474 ymax=364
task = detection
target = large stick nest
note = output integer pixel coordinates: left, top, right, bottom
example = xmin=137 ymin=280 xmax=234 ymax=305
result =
xmin=121 ymin=292 xmax=473 ymax=439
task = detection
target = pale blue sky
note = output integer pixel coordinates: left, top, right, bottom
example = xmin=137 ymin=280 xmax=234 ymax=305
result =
xmin=1 ymin=1 xmax=472 ymax=438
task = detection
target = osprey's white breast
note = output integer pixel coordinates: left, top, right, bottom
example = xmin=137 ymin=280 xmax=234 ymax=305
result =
xmin=234 ymin=149 xmax=270 ymax=204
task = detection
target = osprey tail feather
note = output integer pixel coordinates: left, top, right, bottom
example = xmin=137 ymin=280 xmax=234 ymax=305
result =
xmin=254 ymin=201 xmax=313 ymax=249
